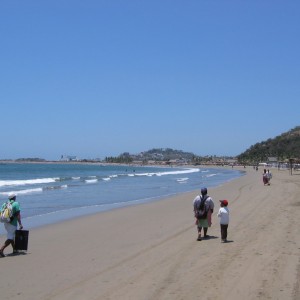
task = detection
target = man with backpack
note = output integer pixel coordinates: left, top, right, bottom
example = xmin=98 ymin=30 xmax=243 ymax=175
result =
xmin=0 ymin=193 xmax=23 ymax=257
xmin=193 ymin=187 xmax=214 ymax=241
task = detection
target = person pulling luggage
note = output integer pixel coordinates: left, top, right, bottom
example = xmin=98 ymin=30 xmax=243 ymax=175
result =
xmin=0 ymin=193 xmax=23 ymax=257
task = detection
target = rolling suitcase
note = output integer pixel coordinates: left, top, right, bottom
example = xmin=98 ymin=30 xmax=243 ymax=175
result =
xmin=15 ymin=230 xmax=29 ymax=251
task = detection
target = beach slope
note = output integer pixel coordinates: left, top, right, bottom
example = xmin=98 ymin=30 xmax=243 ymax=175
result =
xmin=1 ymin=167 xmax=300 ymax=300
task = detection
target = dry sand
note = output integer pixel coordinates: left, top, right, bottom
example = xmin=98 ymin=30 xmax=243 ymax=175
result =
xmin=1 ymin=167 xmax=300 ymax=300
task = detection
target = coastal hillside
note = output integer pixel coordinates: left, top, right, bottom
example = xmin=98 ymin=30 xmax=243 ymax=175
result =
xmin=136 ymin=148 xmax=195 ymax=161
xmin=105 ymin=148 xmax=236 ymax=165
xmin=237 ymin=126 xmax=300 ymax=163
xmin=105 ymin=148 xmax=196 ymax=163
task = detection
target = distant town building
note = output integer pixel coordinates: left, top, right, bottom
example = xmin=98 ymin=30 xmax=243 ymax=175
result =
xmin=267 ymin=157 xmax=278 ymax=163
xmin=60 ymin=155 xmax=78 ymax=162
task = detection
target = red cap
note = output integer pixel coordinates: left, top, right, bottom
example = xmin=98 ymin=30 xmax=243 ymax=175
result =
xmin=220 ymin=200 xmax=228 ymax=206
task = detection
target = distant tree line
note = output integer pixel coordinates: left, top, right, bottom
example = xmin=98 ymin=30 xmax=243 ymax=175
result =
xmin=15 ymin=158 xmax=46 ymax=162
xmin=105 ymin=152 xmax=133 ymax=164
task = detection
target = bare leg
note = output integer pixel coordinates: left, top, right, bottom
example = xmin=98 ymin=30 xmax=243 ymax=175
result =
xmin=0 ymin=239 xmax=13 ymax=256
xmin=197 ymin=227 xmax=202 ymax=241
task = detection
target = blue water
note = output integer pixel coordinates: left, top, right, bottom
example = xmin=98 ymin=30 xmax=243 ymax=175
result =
xmin=0 ymin=163 xmax=243 ymax=232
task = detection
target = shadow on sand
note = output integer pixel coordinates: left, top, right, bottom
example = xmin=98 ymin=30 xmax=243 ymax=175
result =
xmin=199 ymin=235 xmax=234 ymax=243
xmin=6 ymin=251 xmax=28 ymax=257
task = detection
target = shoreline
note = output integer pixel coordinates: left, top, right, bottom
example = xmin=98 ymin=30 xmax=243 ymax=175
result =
xmin=0 ymin=164 xmax=244 ymax=235
xmin=1 ymin=166 xmax=299 ymax=299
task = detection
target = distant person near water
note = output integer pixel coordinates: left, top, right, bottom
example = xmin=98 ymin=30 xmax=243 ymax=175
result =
xmin=0 ymin=194 xmax=23 ymax=257
xmin=217 ymin=200 xmax=230 ymax=243
xmin=193 ymin=187 xmax=214 ymax=241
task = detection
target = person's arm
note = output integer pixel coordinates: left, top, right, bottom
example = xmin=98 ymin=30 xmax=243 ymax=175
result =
xmin=209 ymin=197 xmax=214 ymax=213
xmin=193 ymin=196 xmax=199 ymax=212
xmin=16 ymin=211 xmax=23 ymax=229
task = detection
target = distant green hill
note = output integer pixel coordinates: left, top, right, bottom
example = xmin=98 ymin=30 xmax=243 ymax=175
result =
xmin=237 ymin=126 xmax=300 ymax=163
xmin=140 ymin=148 xmax=195 ymax=161
xmin=104 ymin=148 xmax=200 ymax=164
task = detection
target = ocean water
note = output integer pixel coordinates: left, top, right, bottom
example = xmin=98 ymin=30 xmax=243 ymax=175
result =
xmin=0 ymin=163 xmax=244 ymax=233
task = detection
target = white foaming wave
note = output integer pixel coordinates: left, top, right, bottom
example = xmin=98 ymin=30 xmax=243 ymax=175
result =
xmin=85 ymin=179 xmax=98 ymax=183
xmin=0 ymin=188 xmax=43 ymax=196
xmin=156 ymin=168 xmax=200 ymax=176
xmin=206 ymin=173 xmax=217 ymax=177
xmin=177 ymin=177 xmax=189 ymax=182
xmin=72 ymin=177 xmax=80 ymax=180
xmin=0 ymin=178 xmax=59 ymax=187
xmin=109 ymin=175 xmax=118 ymax=178
xmin=136 ymin=168 xmax=200 ymax=177
xmin=134 ymin=173 xmax=153 ymax=177
xmin=102 ymin=178 xmax=111 ymax=181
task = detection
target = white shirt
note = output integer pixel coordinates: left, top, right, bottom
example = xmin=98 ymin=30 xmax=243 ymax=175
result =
xmin=217 ymin=206 xmax=229 ymax=225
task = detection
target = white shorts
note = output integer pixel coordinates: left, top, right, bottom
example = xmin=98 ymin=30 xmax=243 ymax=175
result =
xmin=4 ymin=223 xmax=17 ymax=240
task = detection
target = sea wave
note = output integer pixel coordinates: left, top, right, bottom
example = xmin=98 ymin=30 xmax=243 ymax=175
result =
xmin=0 ymin=184 xmax=69 ymax=197
xmin=129 ymin=168 xmax=200 ymax=177
xmin=0 ymin=188 xmax=43 ymax=196
xmin=85 ymin=179 xmax=98 ymax=184
xmin=176 ymin=177 xmax=189 ymax=182
xmin=156 ymin=168 xmax=200 ymax=176
xmin=44 ymin=185 xmax=68 ymax=191
xmin=206 ymin=173 xmax=217 ymax=178
xmin=0 ymin=177 xmax=59 ymax=187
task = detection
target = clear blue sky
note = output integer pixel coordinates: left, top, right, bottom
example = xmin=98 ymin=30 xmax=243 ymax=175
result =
xmin=1 ymin=1 xmax=299 ymax=160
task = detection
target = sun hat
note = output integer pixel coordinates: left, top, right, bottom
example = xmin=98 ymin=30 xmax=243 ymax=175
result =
xmin=220 ymin=199 xmax=228 ymax=206
xmin=8 ymin=193 xmax=16 ymax=200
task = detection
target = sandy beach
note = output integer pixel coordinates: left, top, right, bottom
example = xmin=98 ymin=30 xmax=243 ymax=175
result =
xmin=1 ymin=166 xmax=300 ymax=300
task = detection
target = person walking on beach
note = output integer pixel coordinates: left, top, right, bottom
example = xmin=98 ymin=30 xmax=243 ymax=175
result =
xmin=263 ymin=169 xmax=269 ymax=185
xmin=0 ymin=194 xmax=23 ymax=257
xmin=193 ymin=187 xmax=214 ymax=241
xmin=217 ymin=200 xmax=230 ymax=243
